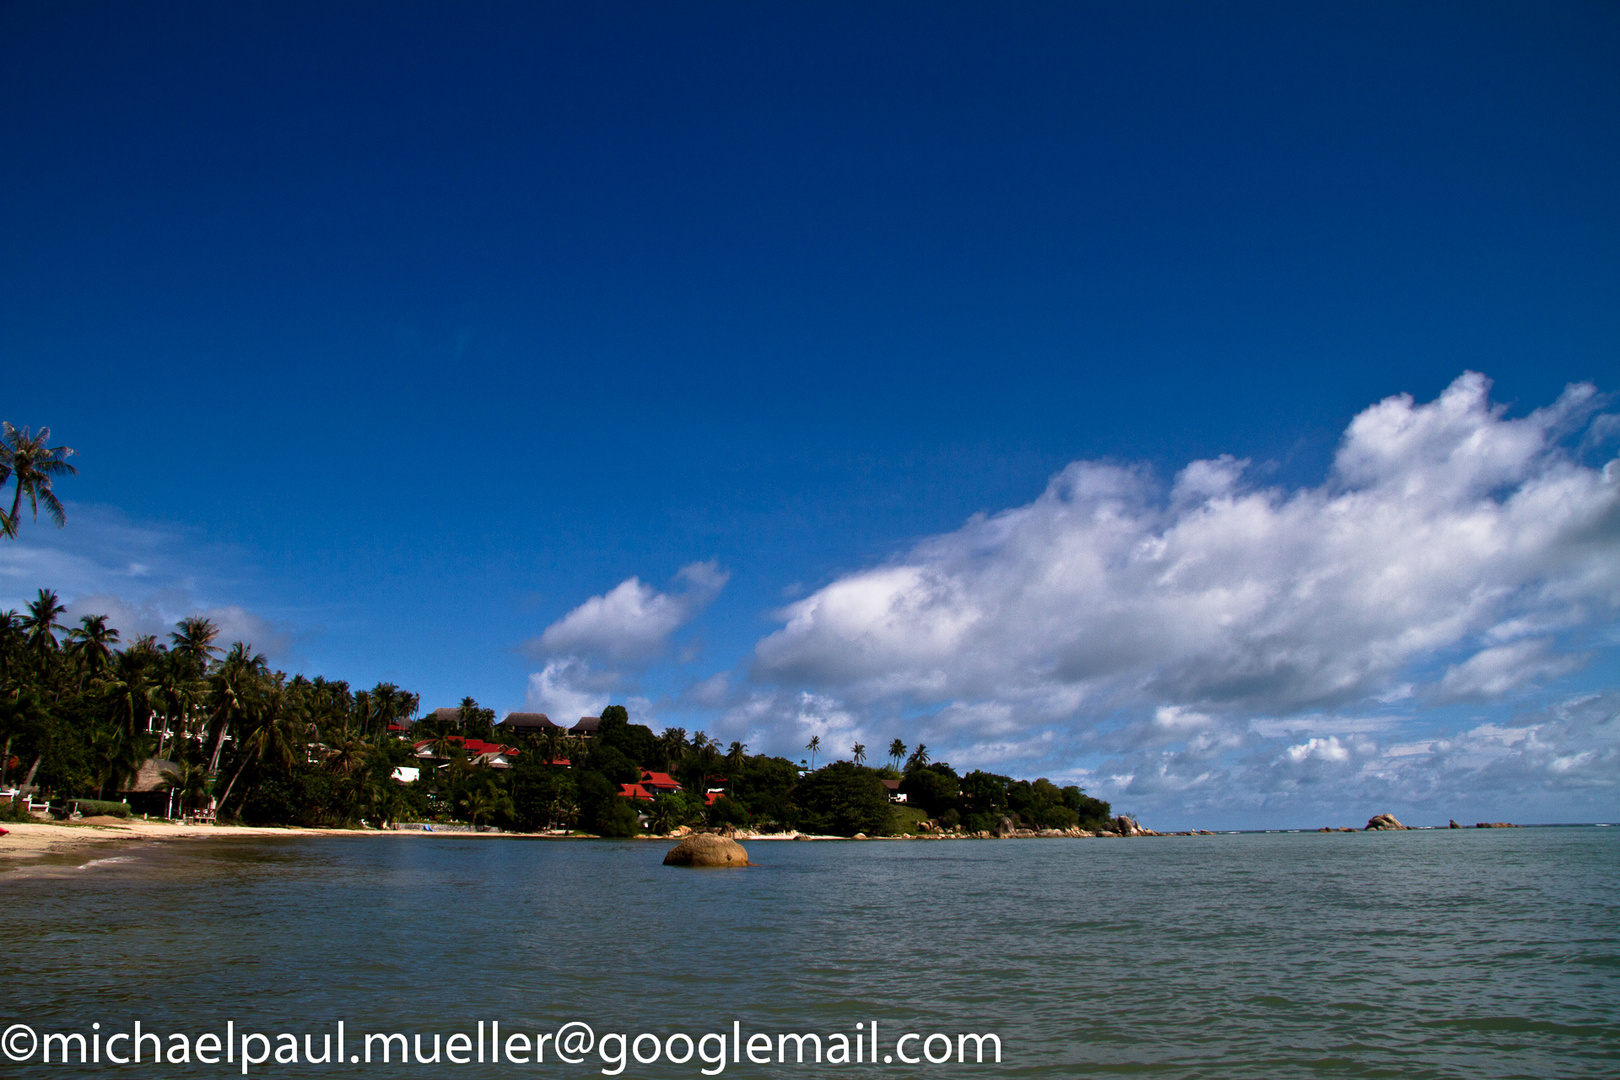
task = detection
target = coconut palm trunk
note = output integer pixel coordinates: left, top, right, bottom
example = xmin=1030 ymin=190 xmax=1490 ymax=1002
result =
xmin=214 ymin=752 xmax=253 ymax=814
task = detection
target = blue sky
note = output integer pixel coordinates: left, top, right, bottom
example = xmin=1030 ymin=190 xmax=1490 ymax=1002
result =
xmin=4 ymin=2 xmax=1618 ymax=827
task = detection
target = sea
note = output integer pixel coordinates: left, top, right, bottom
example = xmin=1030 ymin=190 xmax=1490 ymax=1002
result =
xmin=2 ymin=826 xmax=1616 ymax=1078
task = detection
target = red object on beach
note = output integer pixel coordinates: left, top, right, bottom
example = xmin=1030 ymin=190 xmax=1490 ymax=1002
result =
xmin=0 ymin=827 xmax=9 ymax=836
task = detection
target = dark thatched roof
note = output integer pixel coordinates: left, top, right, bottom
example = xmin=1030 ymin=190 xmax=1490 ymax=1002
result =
xmin=500 ymin=711 xmax=563 ymax=732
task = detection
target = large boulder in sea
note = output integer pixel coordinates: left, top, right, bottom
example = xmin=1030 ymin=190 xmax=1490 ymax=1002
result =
xmin=1364 ymin=813 xmax=1407 ymax=831
xmin=1112 ymin=815 xmax=1148 ymax=836
xmin=663 ymin=834 xmax=753 ymax=868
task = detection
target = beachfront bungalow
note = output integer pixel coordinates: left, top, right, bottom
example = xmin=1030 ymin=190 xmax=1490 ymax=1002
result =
xmin=118 ymin=757 xmax=181 ymax=816
xmin=569 ymin=716 xmax=601 ymax=738
xmin=881 ymin=778 xmax=907 ymax=804
xmin=618 ymin=782 xmax=655 ymax=801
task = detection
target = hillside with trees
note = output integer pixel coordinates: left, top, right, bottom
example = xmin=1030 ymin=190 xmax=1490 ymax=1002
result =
xmin=2 ymin=590 xmax=1111 ymax=837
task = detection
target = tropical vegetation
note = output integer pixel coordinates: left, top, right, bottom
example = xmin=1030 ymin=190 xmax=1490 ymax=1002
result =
xmin=2 ymin=589 xmax=1111 ymax=837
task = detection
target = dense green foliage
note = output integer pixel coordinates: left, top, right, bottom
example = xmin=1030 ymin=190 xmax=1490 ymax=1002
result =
xmin=2 ymin=586 xmax=1110 ymax=836
xmin=0 ymin=589 xmax=421 ymax=826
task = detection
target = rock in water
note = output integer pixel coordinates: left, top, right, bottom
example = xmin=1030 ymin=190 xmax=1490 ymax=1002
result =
xmin=1364 ymin=813 xmax=1407 ymax=831
xmin=663 ymin=834 xmax=752 ymax=868
xmin=1113 ymin=815 xmax=1146 ymax=836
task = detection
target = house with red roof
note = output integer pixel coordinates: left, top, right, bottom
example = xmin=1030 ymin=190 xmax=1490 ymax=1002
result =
xmin=637 ymin=769 xmax=683 ymax=795
xmin=412 ymin=736 xmax=522 ymax=769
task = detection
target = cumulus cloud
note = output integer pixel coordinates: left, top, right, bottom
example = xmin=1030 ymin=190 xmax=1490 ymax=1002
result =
xmin=756 ymin=373 xmax=1618 ymax=719
xmin=741 ymin=374 xmax=1619 ymax=820
xmin=524 ymin=657 xmax=616 ymax=722
xmin=533 ymin=561 xmax=729 ymax=664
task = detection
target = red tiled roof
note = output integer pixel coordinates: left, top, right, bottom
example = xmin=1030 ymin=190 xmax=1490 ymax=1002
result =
xmin=639 ymin=770 xmax=682 ymax=790
xmin=619 ymin=783 xmax=654 ymax=801
xmin=412 ymin=736 xmax=519 ymax=758
xmin=704 ymin=792 xmax=723 ymax=806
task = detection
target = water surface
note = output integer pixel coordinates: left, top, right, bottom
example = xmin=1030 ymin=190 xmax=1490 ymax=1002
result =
xmin=3 ymin=828 xmax=1616 ymax=1078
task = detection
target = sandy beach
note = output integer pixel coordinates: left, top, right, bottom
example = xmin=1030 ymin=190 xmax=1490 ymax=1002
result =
xmin=0 ymin=819 xmax=420 ymax=868
xmin=0 ymin=819 xmax=947 ymax=869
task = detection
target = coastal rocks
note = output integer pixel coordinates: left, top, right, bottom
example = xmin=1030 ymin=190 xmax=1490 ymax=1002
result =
xmin=993 ymin=817 xmax=1016 ymax=838
xmin=1475 ymin=822 xmax=1518 ymax=828
xmin=1109 ymin=815 xmax=1158 ymax=837
xmin=1364 ymin=814 xmax=1407 ymax=831
xmin=663 ymin=835 xmax=753 ymax=868
xmin=1450 ymin=820 xmax=1461 ymax=829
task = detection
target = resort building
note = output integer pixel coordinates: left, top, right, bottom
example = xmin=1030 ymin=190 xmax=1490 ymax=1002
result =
xmin=412 ymin=736 xmax=521 ymax=769
xmin=498 ymin=711 xmax=566 ymax=736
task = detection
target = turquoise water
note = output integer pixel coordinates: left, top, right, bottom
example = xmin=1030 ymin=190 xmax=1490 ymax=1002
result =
xmin=2 ymin=828 xmax=1617 ymax=1078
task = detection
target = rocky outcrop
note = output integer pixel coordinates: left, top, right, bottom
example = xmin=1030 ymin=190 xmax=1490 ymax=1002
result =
xmin=663 ymin=834 xmax=753 ymax=867
xmin=992 ymin=816 xmax=1016 ymax=838
xmin=1108 ymin=815 xmax=1162 ymax=836
xmin=1474 ymin=821 xmax=1518 ymax=828
xmin=1449 ymin=820 xmax=1461 ymax=829
xmin=1364 ymin=814 xmax=1407 ymax=831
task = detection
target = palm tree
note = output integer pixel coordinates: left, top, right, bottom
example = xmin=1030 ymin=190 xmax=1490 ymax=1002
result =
xmin=325 ymin=735 xmax=369 ymax=776
xmin=541 ymin=727 xmax=565 ymax=765
xmin=0 ymin=423 xmax=77 ymax=539
xmin=203 ymin=642 xmax=269 ymax=773
xmin=851 ymin=741 xmax=867 ymax=766
xmin=170 ymin=616 xmax=222 ymax=675
xmin=461 ymin=779 xmax=510 ymax=830
xmin=67 ymin=614 xmax=120 ymax=687
xmin=101 ymin=649 xmax=156 ymax=738
xmin=159 ymin=760 xmax=212 ymax=818
xmin=889 ymin=739 xmax=907 ymax=770
xmin=806 ymin=734 xmax=822 ymax=770
xmin=88 ymin=723 xmax=150 ymax=799
xmin=22 ymin=589 xmax=65 ymax=657
xmin=154 ymin=652 xmax=203 ymax=756
xmin=367 ymin=781 xmax=406 ymax=829
xmin=215 ymin=681 xmax=306 ymax=813
xmin=658 ymin=726 xmax=688 ymax=765
xmin=905 ymin=743 xmax=930 ymax=771
xmin=726 ymin=741 xmax=747 ymax=770
xmin=649 ymin=792 xmax=699 ymax=834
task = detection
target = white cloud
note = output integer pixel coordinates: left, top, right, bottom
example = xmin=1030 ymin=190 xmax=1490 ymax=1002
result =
xmin=739 ymin=373 xmax=1619 ymax=822
xmin=0 ymin=504 xmax=297 ymax=663
xmin=756 ymin=373 xmax=1617 ymax=720
xmin=524 ymin=657 xmax=614 ymax=722
xmin=534 ymin=560 xmax=729 ymax=663
xmin=1436 ymin=639 xmax=1584 ymax=702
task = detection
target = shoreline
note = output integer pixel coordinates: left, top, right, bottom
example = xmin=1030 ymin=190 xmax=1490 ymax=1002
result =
xmin=2 ymin=817 xmax=1591 ymax=871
